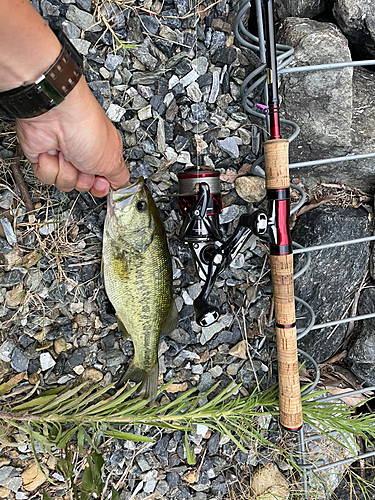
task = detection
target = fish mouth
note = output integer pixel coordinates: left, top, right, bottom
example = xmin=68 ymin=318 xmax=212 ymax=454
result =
xmin=108 ymin=177 xmax=146 ymax=211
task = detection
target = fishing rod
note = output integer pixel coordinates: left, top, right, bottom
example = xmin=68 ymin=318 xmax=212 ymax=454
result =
xmin=177 ymin=0 xmax=302 ymax=432
xmin=263 ymin=0 xmax=302 ymax=430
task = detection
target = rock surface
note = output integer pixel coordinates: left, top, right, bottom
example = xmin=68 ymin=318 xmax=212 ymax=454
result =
xmin=292 ymin=205 xmax=371 ymax=363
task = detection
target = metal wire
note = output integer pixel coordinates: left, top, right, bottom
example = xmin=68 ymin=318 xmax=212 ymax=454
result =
xmin=234 ymin=2 xmax=375 ymax=497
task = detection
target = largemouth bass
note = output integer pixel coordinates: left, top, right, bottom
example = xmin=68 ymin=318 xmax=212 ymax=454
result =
xmin=102 ymin=177 xmax=178 ymax=400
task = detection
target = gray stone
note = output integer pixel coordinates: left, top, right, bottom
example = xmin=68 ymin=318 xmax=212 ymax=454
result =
xmin=0 ymin=467 xmax=22 ymax=492
xmin=180 ymin=70 xmax=199 ymax=88
xmin=40 ymin=352 xmax=56 ymax=371
xmin=76 ymin=0 xmax=91 ymax=11
xmin=347 ymin=287 xmax=375 ymax=386
xmin=105 ymin=54 xmax=123 ymax=71
xmin=274 ymin=0 xmax=331 ymax=21
xmin=61 ymin=20 xmax=81 ymax=39
xmin=88 ymin=80 xmax=111 ymax=109
xmin=122 ymin=117 xmax=140 ymax=133
xmin=0 ymin=339 xmax=15 ymax=362
xmin=0 ymin=217 xmax=16 ymax=246
xmin=111 ymin=70 xmax=123 ymax=86
xmin=137 ymin=85 xmax=154 ymax=99
xmin=130 ymin=162 xmax=154 ymax=180
xmin=140 ymin=14 xmax=160 ymax=35
xmin=142 ymin=139 xmax=155 ymax=155
xmin=333 ymin=0 xmax=375 ymax=59
xmin=70 ymin=38 xmax=91 ymax=55
xmin=197 ymin=372 xmax=212 ymax=393
xmin=169 ymin=328 xmax=191 ymax=344
xmin=159 ymin=25 xmax=178 ymax=43
xmin=191 ymin=102 xmax=207 ymax=124
xmin=66 ymin=5 xmax=101 ymax=31
xmin=99 ymin=1 xmax=126 ymax=31
xmin=192 ymin=56 xmax=209 ymax=76
xmin=11 ymin=347 xmax=29 ymax=373
xmin=0 ymin=268 xmax=27 ymax=288
xmin=138 ymin=105 xmax=153 ymax=121
xmin=200 ymin=321 xmax=225 ymax=345
xmin=169 ymin=75 xmax=180 ymax=89
xmin=157 ymin=118 xmax=167 ymax=153
xmin=208 ymin=71 xmax=220 ymax=104
xmin=106 ymin=104 xmax=126 ymax=122
xmin=209 ymin=31 xmax=226 ymax=54
xmin=218 ymin=137 xmax=241 ymax=158
xmin=293 ymin=206 xmax=371 ymax=363
xmin=150 ymin=95 xmax=166 ymax=115
xmin=41 ymin=0 xmax=60 ymax=17
xmin=219 ymin=205 xmax=239 ymax=224
xmin=187 ymin=82 xmax=202 ymax=103
xmin=130 ymin=46 xmax=158 ymax=71
xmin=0 ymin=190 xmax=13 ymax=210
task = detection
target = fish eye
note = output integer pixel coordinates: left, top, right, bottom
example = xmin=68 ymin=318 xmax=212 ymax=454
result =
xmin=136 ymin=201 xmax=147 ymax=212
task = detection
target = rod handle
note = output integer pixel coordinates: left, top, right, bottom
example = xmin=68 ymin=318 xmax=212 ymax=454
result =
xmin=270 ymin=253 xmax=303 ymax=430
xmin=264 ymin=138 xmax=303 ymax=430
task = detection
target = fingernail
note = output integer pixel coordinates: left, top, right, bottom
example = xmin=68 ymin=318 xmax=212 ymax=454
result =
xmin=94 ymin=177 xmax=109 ymax=191
xmin=47 ymin=150 xmax=58 ymax=155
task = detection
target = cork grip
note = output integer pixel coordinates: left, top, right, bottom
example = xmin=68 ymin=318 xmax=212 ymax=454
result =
xmin=271 ymin=253 xmax=303 ymax=429
xmin=264 ymin=139 xmax=290 ymax=189
xmin=264 ymin=138 xmax=303 ymax=430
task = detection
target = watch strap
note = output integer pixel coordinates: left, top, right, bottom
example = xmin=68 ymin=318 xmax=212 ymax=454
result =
xmin=0 ymin=31 xmax=83 ymax=119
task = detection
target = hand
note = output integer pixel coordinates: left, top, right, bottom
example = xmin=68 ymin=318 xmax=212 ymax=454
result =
xmin=16 ymin=77 xmax=130 ymax=197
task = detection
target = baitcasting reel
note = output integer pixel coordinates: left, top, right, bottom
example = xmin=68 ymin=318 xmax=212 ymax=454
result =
xmin=178 ymin=168 xmax=268 ymax=327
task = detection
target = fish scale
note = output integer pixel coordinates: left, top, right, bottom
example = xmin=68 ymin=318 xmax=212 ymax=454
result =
xmin=102 ymin=177 xmax=178 ymax=400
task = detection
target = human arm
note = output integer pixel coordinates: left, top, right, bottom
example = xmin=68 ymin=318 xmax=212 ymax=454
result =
xmin=0 ymin=0 xmax=130 ymax=197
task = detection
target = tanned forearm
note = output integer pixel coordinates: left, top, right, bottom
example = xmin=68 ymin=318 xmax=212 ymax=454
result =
xmin=0 ymin=0 xmax=61 ymax=91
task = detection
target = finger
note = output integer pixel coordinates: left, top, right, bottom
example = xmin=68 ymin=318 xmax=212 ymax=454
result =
xmin=33 ymin=151 xmax=59 ymax=185
xmin=54 ymin=151 xmax=78 ymax=192
xmin=75 ymin=172 xmax=96 ymax=192
xmin=99 ymin=130 xmax=130 ymax=190
xmin=90 ymin=176 xmax=110 ymax=198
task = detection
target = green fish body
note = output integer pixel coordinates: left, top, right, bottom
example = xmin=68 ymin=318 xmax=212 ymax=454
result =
xmin=102 ymin=177 xmax=177 ymax=400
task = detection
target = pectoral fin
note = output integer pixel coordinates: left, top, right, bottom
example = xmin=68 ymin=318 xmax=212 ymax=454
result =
xmin=117 ymin=316 xmax=130 ymax=340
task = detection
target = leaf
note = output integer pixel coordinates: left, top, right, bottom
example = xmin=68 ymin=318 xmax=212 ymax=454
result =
xmin=0 ymin=372 xmax=26 ymax=396
xmin=58 ymin=457 xmax=74 ymax=481
xmin=32 ymin=383 xmax=89 ymax=414
xmin=56 ymin=426 xmax=78 ymax=450
xmin=12 ymin=394 xmax=58 ymax=412
xmin=111 ymin=486 xmax=120 ymax=500
xmin=77 ymin=427 xmax=85 ymax=452
xmin=42 ymin=490 xmax=53 ymax=500
xmin=81 ymin=452 xmax=104 ymax=500
xmin=185 ymin=432 xmax=196 ymax=465
xmin=102 ymin=426 xmax=155 ymax=443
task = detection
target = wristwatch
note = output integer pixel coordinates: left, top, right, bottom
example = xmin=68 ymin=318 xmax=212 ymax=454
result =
xmin=0 ymin=29 xmax=83 ymax=119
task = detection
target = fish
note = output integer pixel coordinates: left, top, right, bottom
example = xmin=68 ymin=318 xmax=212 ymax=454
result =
xmin=102 ymin=177 xmax=178 ymax=400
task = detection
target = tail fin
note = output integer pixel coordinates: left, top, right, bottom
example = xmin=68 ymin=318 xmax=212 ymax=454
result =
xmin=116 ymin=361 xmax=159 ymax=401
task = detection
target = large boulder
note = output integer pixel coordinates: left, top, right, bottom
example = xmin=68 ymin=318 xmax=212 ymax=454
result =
xmin=347 ymin=287 xmax=375 ymax=386
xmin=333 ymin=0 xmax=375 ymax=59
xmin=278 ymin=18 xmax=353 ymax=163
xmin=274 ymin=0 xmax=334 ymax=22
xmin=292 ymin=205 xmax=371 ymax=364
xmin=278 ymin=18 xmax=375 ymax=192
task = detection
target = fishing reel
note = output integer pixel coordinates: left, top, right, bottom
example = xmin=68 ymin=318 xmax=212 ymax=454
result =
xmin=178 ymin=168 xmax=268 ymax=327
